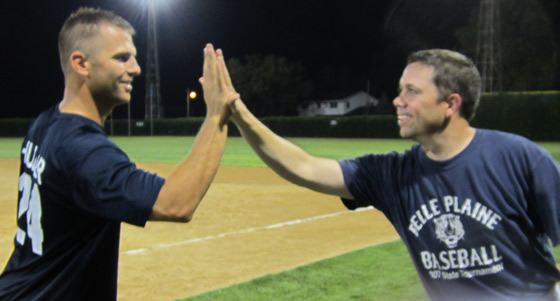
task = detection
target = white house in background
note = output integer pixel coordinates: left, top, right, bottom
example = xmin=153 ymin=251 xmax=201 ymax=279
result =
xmin=297 ymin=91 xmax=379 ymax=116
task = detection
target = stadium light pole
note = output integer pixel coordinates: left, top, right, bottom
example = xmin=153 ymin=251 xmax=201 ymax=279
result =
xmin=186 ymin=88 xmax=197 ymax=117
xmin=145 ymin=0 xmax=163 ymax=135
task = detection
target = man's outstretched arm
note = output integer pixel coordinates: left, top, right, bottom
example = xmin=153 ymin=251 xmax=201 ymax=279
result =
xmin=150 ymin=44 xmax=238 ymax=222
xmin=229 ymin=98 xmax=353 ymax=200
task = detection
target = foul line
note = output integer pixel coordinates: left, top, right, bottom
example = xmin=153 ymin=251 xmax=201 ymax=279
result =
xmin=122 ymin=206 xmax=373 ymax=255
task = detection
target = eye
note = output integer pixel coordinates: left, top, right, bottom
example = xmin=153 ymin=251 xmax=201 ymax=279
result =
xmin=114 ymin=53 xmax=131 ymax=62
xmin=405 ymin=86 xmax=420 ymax=95
xmin=398 ymin=86 xmax=421 ymax=97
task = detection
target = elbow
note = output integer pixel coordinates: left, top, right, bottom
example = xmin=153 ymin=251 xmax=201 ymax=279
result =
xmin=151 ymin=201 xmax=198 ymax=223
xmin=168 ymin=206 xmax=196 ymax=223
xmin=176 ymin=211 xmax=195 ymax=223
xmin=152 ymin=186 xmax=206 ymax=222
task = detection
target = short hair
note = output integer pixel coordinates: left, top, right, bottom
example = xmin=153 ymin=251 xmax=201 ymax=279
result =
xmin=407 ymin=49 xmax=481 ymax=121
xmin=58 ymin=7 xmax=135 ymax=77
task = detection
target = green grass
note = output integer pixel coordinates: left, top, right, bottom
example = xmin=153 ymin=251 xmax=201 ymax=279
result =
xmin=2 ymin=136 xmax=559 ymax=163
xmin=108 ymin=136 xmax=415 ymax=167
xmin=539 ymin=142 xmax=560 ymax=162
xmin=0 ymin=137 xmax=415 ymax=166
xmin=181 ymin=240 xmax=429 ymax=301
xmin=0 ymin=138 xmax=22 ymax=159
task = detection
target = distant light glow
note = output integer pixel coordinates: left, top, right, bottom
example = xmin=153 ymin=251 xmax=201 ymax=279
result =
xmin=126 ymin=0 xmax=179 ymax=16
xmin=146 ymin=0 xmax=179 ymax=13
xmin=189 ymin=91 xmax=197 ymax=99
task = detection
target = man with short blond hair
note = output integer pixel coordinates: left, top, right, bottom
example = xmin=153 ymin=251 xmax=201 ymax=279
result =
xmin=0 ymin=7 xmax=237 ymax=300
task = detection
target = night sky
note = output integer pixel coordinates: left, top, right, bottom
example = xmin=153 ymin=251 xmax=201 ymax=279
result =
xmin=1 ymin=0 xmax=558 ymax=118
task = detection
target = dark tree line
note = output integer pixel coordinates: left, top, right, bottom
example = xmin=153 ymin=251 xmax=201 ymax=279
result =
xmin=227 ymin=54 xmax=313 ymax=117
xmin=225 ymin=0 xmax=559 ymax=116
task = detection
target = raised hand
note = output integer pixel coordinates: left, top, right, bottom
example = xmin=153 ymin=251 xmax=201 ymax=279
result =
xmin=199 ymin=44 xmax=239 ymax=125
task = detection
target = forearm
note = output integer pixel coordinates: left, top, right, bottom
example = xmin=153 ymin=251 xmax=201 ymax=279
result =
xmin=231 ymin=100 xmax=351 ymax=198
xmin=150 ymin=117 xmax=227 ymax=221
xmin=233 ymin=103 xmax=309 ymax=182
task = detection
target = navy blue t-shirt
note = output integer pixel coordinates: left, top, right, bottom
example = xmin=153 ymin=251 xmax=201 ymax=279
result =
xmin=339 ymin=129 xmax=560 ymax=300
xmin=0 ymin=105 xmax=165 ymax=300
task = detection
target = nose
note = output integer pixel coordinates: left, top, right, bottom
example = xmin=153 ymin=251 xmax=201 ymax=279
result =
xmin=128 ymin=56 xmax=141 ymax=77
xmin=393 ymin=95 xmax=405 ymax=108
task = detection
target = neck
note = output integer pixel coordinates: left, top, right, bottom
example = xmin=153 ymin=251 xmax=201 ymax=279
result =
xmin=59 ymin=81 xmax=112 ymax=125
xmin=420 ymin=121 xmax=476 ymax=161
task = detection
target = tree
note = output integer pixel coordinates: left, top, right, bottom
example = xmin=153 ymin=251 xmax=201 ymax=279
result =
xmin=226 ymin=54 xmax=313 ymax=116
xmin=456 ymin=0 xmax=558 ymax=91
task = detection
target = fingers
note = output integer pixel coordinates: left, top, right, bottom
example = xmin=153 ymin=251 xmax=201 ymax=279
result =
xmin=215 ymin=49 xmax=236 ymax=92
xmin=227 ymin=93 xmax=240 ymax=104
xmin=202 ymin=43 xmax=218 ymax=86
xmin=227 ymin=94 xmax=245 ymax=110
xmin=203 ymin=46 xmax=234 ymax=92
xmin=200 ymin=44 xmax=240 ymax=121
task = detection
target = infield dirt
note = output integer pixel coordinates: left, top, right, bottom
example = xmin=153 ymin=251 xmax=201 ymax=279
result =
xmin=0 ymin=159 xmax=398 ymax=300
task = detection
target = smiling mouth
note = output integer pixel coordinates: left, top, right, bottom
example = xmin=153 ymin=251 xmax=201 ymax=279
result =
xmin=397 ymin=114 xmax=411 ymax=125
xmin=120 ymin=82 xmax=133 ymax=92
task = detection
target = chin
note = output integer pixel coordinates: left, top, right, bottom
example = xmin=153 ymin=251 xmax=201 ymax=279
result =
xmin=116 ymin=94 xmax=132 ymax=104
xmin=399 ymin=129 xmax=419 ymax=140
xmin=399 ymin=128 xmax=411 ymax=139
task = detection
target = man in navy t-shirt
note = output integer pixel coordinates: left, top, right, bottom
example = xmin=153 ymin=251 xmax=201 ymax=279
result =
xmin=0 ymin=7 xmax=238 ymax=300
xmin=225 ymin=49 xmax=560 ymax=300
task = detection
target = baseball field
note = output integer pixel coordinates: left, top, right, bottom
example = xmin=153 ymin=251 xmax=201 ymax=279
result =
xmin=1 ymin=136 xmax=559 ymax=300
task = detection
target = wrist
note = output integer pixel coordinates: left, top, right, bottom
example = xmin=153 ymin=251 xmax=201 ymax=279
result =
xmin=204 ymin=113 xmax=229 ymax=132
xmin=230 ymin=99 xmax=249 ymax=124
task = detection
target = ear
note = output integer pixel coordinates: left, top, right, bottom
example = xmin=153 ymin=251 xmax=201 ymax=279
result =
xmin=69 ymin=51 xmax=90 ymax=76
xmin=444 ymin=93 xmax=462 ymax=118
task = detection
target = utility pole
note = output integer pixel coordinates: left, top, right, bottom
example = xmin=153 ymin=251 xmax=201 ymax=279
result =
xmin=476 ymin=0 xmax=503 ymax=92
xmin=145 ymin=0 xmax=163 ymax=135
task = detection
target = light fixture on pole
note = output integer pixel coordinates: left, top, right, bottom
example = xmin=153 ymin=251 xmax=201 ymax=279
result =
xmin=186 ymin=88 xmax=197 ymax=117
